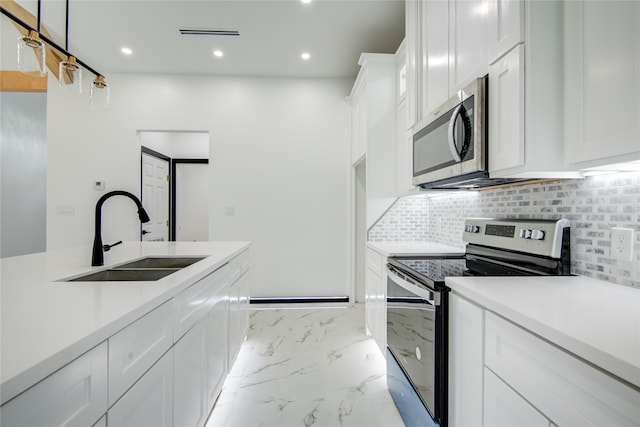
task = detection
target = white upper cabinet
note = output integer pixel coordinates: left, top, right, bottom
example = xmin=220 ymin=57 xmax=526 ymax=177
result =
xmin=487 ymin=0 xmax=524 ymax=64
xmin=487 ymin=0 xmax=580 ymax=178
xmin=448 ymin=0 xmax=489 ymax=95
xmin=422 ymin=0 xmax=450 ymax=118
xmin=564 ymin=0 xmax=640 ymax=171
xmin=407 ymin=0 xmax=488 ymax=127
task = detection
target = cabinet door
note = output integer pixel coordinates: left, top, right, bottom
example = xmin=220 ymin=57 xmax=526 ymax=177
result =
xmin=449 ymin=0 xmax=489 ymax=94
xmin=207 ymin=284 xmax=229 ymax=408
xmin=228 ymin=279 xmax=242 ymax=366
xmin=489 ymin=45 xmax=525 ymax=174
xmin=108 ymin=300 xmax=173 ymax=405
xmin=487 ymin=0 xmax=524 ymax=64
xmin=423 ymin=0 xmax=450 ymax=117
xmin=396 ymin=99 xmax=413 ymax=195
xmin=565 ymin=0 xmax=640 ymax=169
xmin=405 ymin=0 xmax=419 ymax=128
xmin=174 ymin=321 xmax=208 ymax=427
xmin=448 ymin=293 xmax=484 ymax=427
xmin=108 ymin=350 xmax=173 ymax=427
xmin=365 ymin=267 xmax=379 ymax=340
xmin=0 ymin=342 xmax=107 ymax=427
xmin=484 ymin=368 xmax=550 ymax=427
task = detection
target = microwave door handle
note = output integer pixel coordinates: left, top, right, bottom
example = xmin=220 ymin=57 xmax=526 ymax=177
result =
xmin=447 ymin=104 xmax=464 ymax=162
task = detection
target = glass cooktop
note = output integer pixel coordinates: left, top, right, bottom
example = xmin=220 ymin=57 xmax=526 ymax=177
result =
xmin=393 ymin=257 xmax=468 ymax=283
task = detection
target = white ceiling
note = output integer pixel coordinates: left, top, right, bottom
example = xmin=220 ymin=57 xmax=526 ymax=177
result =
xmin=4 ymin=0 xmax=405 ymax=79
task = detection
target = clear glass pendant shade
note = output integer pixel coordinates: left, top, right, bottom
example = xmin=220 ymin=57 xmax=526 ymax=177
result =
xmin=90 ymin=75 xmax=110 ymax=109
xmin=17 ymin=31 xmax=46 ymax=76
xmin=59 ymin=56 xmax=83 ymax=93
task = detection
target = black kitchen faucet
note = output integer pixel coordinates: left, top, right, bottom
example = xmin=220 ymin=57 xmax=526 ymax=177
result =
xmin=91 ymin=191 xmax=150 ymax=266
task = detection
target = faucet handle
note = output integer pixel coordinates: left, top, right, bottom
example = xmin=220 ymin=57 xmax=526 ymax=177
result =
xmin=103 ymin=241 xmax=123 ymax=252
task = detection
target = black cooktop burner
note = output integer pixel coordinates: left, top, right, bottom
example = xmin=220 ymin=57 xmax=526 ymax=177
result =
xmin=393 ymin=257 xmax=468 ymax=284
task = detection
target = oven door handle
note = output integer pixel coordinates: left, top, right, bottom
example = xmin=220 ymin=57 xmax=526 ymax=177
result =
xmin=386 ymin=267 xmax=440 ymax=306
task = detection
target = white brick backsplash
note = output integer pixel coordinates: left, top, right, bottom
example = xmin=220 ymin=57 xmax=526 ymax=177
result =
xmin=369 ymin=171 xmax=640 ymax=288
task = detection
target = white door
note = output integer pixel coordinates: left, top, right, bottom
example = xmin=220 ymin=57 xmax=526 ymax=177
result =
xmin=141 ymin=152 xmax=169 ymax=241
xmin=175 ymin=162 xmax=209 ymax=241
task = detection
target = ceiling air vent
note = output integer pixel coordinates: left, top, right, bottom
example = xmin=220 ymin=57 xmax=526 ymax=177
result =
xmin=179 ymin=28 xmax=240 ymax=36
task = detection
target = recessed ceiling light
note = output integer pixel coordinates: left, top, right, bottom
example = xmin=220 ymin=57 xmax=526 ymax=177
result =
xmin=121 ymin=47 xmax=133 ymax=55
xmin=301 ymin=0 xmax=312 ymax=3
xmin=301 ymin=52 xmax=311 ymax=60
xmin=213 ymin=50 xmax=224 ymax=57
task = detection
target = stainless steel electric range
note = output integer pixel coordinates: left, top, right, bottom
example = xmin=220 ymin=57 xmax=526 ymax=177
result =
xmin=386 ymin=218 xmax=572 ymax=427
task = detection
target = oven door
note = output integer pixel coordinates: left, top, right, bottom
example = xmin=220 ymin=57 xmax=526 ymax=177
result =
xmin=386 ymin=265 xmax=447 ymax=427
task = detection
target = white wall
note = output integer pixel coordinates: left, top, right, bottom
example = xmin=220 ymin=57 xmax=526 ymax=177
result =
xmin=139 ymin=131 xmax=209 ymax=159
xmin=46 ymin=73 xmax=352 ymax=298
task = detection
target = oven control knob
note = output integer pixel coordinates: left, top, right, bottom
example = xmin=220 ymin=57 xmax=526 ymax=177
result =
xmin=531 ymin=229 xmax=545 ymax=240
xmin=465 ymin=225 xmax=480 ymax=233
xmin=520 ymin=229 xmax=532 ymax=239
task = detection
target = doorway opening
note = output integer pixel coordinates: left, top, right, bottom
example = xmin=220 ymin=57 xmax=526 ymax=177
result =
xmin=138 ymin=130 xmax=210 ymax=242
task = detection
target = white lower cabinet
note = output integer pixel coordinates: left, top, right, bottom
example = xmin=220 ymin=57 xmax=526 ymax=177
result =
xmin=365 ymin=247 xmax=386 ymax=354
xmin=0 ymin=342 xmax=108 ymax=427
xmin=1 ymin=252 xmax=250 ymax=427
xmin=207 ymin=283 xmax=229 ymax=408
xmin=484 ymin=368 xmax=550 ymax=427
xmin=108 ymin=300 xmax=173 ymax=406
xmin=174 ymin=321 xmax=209 ymax=427
xmin=449 ymin=293 xmax=640 ymax=427
xmin=448 ymin=293 xmax=484 ymax=427
xmin=228 ymin=272 xmax=249 ymax=366
xmin=108 ymin=349 xmax=173 ymax=427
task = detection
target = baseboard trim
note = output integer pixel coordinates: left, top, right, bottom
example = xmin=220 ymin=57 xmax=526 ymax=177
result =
xmin=250 ymin=296 xmax=350 ymax=304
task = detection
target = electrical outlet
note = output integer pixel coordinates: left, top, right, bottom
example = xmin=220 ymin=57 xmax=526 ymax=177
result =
xmin=611 ymin=228 xmax=634 ymax=261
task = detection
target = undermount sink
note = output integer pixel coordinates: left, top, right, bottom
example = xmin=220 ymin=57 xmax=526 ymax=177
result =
xmin=66 ymin=256 xmax=207 ymax=282
xmin=115 ymin=256 xmax=205 ymax=269
xmin=68 ymin=268 xmax=180 ymax=282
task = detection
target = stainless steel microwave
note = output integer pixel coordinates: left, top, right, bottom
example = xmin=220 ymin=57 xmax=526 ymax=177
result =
xmin=413 ymin=76 xmax=489 ymax=189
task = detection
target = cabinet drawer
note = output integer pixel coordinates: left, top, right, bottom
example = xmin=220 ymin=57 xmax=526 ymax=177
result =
xmin=108 ymin=300 xmax=173 ymax=405
xmin=108 ymin=349 xmax=173 ymax=427
xmin=175 ymin=266 xmax=228 ymax=340
xmin=485 ymin=312 xmax=640 ymax=426
xmin=229 ymin=250 xmax=249 ymax=284
xmin=484 ymin=368 xmax=549 ymax=427
xmin=366 ymin=248 xmax=383 ymax=278
xmin=0 ymin=342 xmax=108 ymax=427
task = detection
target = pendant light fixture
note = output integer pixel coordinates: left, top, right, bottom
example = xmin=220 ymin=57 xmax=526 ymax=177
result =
xmin=2 ymin=0 xmax=109 ymax=108
xmin=17 ymin=31 xmax=46 ymax=76
xmin=90 ymin=75 xmax=110 ymax=109
xmin=59 ymin=56 xmax=82 ymax=93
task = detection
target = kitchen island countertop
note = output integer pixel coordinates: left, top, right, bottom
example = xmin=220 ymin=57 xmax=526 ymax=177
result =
xmin=446 ymin=275 xmax=640 ymax=389
xmin=0 ymin=241 xmax=250 ymax=405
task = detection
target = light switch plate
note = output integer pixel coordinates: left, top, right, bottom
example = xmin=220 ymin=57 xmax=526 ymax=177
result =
xmin=611 ymin=227 xmax=634 ymax=261
xmin=224 ymin=206 xmax=235 ymax=216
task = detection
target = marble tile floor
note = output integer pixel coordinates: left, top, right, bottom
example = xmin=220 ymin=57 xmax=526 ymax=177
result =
xmin=205 ymin=303 xmax=405 ymax=427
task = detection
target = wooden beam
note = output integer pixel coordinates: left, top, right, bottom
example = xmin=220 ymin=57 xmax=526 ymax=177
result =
xmin=0 ymin=70 xmax=47 ymax=92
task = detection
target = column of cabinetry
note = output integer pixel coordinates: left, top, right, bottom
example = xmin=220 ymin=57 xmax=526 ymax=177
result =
xmin=348 ymin=54 xmax=398 ymax=229
xmin=395 ymin=39 xmax=414 ymax=196
xmin=564 ymin=0 xmax=640 ymax=171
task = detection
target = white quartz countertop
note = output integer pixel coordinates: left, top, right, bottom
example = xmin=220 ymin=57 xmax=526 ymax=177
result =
xmin=445 ymin=275 xmax=640 ymax=388
xmin=0 ymin=241 xmax=250 ymax=405
xmin=367 ymin=241 xmax=465 ymax=257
